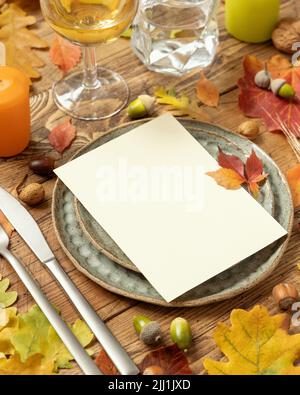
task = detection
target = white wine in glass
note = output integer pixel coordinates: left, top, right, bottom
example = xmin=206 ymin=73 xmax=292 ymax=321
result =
xmin=40 ymin=0 xmax=139 ymax=120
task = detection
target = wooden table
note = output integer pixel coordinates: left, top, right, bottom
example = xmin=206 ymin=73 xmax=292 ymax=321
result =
xmin=1 ymin=0 xmax=300 ymax=375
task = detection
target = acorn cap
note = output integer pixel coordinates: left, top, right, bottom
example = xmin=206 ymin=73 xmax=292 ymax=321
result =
xmin=270 ymin=78 xmax=286 ymax=95
xmin=140 ymin=321 xmax=161 ymax=345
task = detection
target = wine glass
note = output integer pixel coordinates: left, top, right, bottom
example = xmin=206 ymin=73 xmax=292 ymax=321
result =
xmin=40 ymin=0 xmax=139 ymax=120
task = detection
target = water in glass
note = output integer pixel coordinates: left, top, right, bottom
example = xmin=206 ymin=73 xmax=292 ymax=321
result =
xmin=132 ymin=0 xmax=220 ymax=76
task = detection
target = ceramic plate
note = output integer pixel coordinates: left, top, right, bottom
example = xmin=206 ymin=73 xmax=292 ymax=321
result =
xmin=75 ymin=127 xmax=275 ymax=272
xmin=52 ymin=119 xmax=293 ymax=307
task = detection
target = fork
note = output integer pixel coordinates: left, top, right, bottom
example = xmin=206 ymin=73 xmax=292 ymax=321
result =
xmin=0 ymin=224 xmax=101 ymax=375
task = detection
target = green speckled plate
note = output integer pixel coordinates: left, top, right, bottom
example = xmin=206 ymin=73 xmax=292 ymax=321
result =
xmin=75 ymin=128 xmax=275 ymax=273
xmin=52 ymin=119 xmax=293 ymax=307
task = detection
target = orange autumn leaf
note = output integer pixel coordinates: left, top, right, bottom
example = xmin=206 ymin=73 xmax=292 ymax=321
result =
xmin=196 ymin=72 xmax=220 ymax=107
xmin=207 ymin=168 xmax=245 ymax=190
xmin=48 ymin=118 xmax=76 ymax=153
xmin=286 ymin=164 xmax=300 ymax=207
xmin=204 ymin=305 xmax=300 ymax=375
xmin=207 ymin=148 xmax=268 ymax=197
xmin=50 ymin=35 xmax=82 ymax=74
xmin=95 ymin=349 xmax=119 ymax=375
xmin=0 ymin=210 xmax=14 ymax=238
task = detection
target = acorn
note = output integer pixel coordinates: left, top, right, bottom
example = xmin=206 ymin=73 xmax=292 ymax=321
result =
xmin=170 ymin=317 xmax=192 ymax=352
xmin=254 ymin=69 xmax=271 ymax=89
xmin=270 ymin=79 xmax=295 ymax=99
xmin=272 ymin=283 xmax=299 ymax=310
xmin=127 ymin=95 xmax=155 ymax=119
xmin=133 ymin=315 xmax=162 ymax=346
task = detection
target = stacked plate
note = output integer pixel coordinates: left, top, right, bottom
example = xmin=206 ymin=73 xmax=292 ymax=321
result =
xmin=52 ymin=119 xmax=293 ymax=307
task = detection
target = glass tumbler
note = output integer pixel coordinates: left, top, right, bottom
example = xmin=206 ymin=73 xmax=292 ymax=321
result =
xmin=131 ymin=0 xmax=220 ymax=76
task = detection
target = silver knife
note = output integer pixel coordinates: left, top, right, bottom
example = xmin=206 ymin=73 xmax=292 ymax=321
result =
xmin=0 ymin=186 xmax=139 ymax=376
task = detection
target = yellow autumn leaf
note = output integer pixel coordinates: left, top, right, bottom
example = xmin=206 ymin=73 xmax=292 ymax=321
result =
xmin=43 ymin=319 xmax=94 ymax=371
xmin=154 ymin=86 xmax=209 ymax=122
xmin=0 ymin=307 xmax=18 ymax=356
xmin=0 ymin=3 xmax=48 ymax=79
xmin=204 ymin=305 xmax=300 ymax=375
xmin=0 ymin=353 xmax=54 ymax=375
xmin=206 ymin=168 xmax=245 ymax=190
xmin=0 ymin=278 xmax=18 ymax=308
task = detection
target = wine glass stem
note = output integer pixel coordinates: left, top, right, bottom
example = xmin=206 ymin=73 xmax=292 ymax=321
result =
xmin=83 ymin=47 xmax=100 ymax=89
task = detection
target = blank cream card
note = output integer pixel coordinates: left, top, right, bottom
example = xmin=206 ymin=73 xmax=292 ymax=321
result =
xmin=55 ymin=114 xmax=287 ymax=302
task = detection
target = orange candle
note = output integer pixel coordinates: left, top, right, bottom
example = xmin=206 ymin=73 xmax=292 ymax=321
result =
xmin=0 ymin=67 xmax=31 ymax=157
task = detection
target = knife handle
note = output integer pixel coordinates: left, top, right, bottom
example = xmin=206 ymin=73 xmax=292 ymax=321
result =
xmin=2 ymin=249 xmax=101 ymax=376
xmin=45 ymin=258 xmax=139 ymax=375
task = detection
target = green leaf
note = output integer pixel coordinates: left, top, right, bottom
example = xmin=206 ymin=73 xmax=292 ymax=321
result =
xmin=10 ymin=305 xmax=50 ymax=362
xmin=0 ymin=278 xmax=18 ymax=308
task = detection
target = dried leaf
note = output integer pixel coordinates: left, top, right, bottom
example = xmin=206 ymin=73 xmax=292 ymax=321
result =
xmin=0 ymin=211 xmax=14 ymax=238
xmin=0 ymin=3 xmax=48 ymax=79
xmin=140 ymin=345 xmax=192 ymax=375
xmin=48 ymin=118 xmax=76 ymax=153
xmin=0 ymin=278 xmax=17 ymax=308
xmin=43 ymin=319 xmax=94 ymax=372
xmin=0 ymin=273 xmax=93 ymax=374
xmin=206 ymin=168 xmax=245 ymax=190
xmin=238 ymin=55 xmax=300 ymax=136
xmin=0 ymin=353 xmax=54 ymax=375
xmin=207 ymin=148 xmax=268 ymax=197
xmin=204 ymin=305 xmax=300 ymax=375
xmin=10 ymin=305 xmax=93 ymax=369
xmin=286 ymin=164 xmax=300 ymax=207
xmin=196 ymin=72 xmax=219 ymax=107
xmin=50 ymin=35 xmax=82 ymax=74
xmin=154 ymin=87 xmax=209 ymax=121
xmin=95 ymin=349 xmax=119 ymax=375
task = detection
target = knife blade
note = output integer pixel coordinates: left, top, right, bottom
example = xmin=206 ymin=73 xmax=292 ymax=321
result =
xmin=0 ymin=186 xmax=139 ymax=375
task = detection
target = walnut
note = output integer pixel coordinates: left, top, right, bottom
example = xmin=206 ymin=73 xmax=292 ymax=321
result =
xmin=272 ymin=18 xmax=300 ymax=54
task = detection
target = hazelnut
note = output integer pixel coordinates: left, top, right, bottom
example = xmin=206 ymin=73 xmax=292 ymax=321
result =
xmin=272 ymin=283 xmax=299 ymax=310
xmin=143 ymin=365 xmax=165 ymax=375
xmin=19 ymin=183 xmax=45 ymax=207
xmin=237 ymin=120 xmax=260 ymax=140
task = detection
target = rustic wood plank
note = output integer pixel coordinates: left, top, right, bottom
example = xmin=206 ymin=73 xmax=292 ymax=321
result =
xmin=0 ymin=0 xmax=299 ymax=375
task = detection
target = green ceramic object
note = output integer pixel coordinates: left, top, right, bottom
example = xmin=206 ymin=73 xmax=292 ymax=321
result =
xmin=52 ymin=119 xmax=293 ymax=307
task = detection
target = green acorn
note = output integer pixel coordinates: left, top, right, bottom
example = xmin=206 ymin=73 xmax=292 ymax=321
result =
xmin=170 ymin=317 xmax=192 ymax=352
xmin=127 ymin=95 xmax=155 ymax=119
xmin=133 ymin=315 xmax=162 ymax=346
xmin=271 ymin=79 xmax=295 ymax=99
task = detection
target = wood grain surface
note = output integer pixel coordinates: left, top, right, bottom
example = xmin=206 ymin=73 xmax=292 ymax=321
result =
xmin=0 ymin=0 xmax=300 ymax=375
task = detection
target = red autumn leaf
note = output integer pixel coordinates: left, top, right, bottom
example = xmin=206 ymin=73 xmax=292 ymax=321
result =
xmin=48 ymin=118 xmax=76 ymax=153
xmin=50 ymin=35 xmax=82 ymax=74
xmin=217 ymin=148 xmax=245 ymax=178
xmin=196 ymin=72 xmax=220 ymax=107
xmin=139 ymin=345 xmax=192 ymax=375
xmin=95 ymin=349 xmax=119 ymax=375
xmin=207 ymin=148 xmax=268 ymax=198
xmin=245 ymin=150 xmax=264 ymax=181
xmin=238 ymin=55 xmax=300 ymax=136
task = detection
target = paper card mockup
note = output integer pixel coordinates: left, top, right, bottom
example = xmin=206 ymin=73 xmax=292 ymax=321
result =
xmin=55 ymin=114 xmax=287 ymax=302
